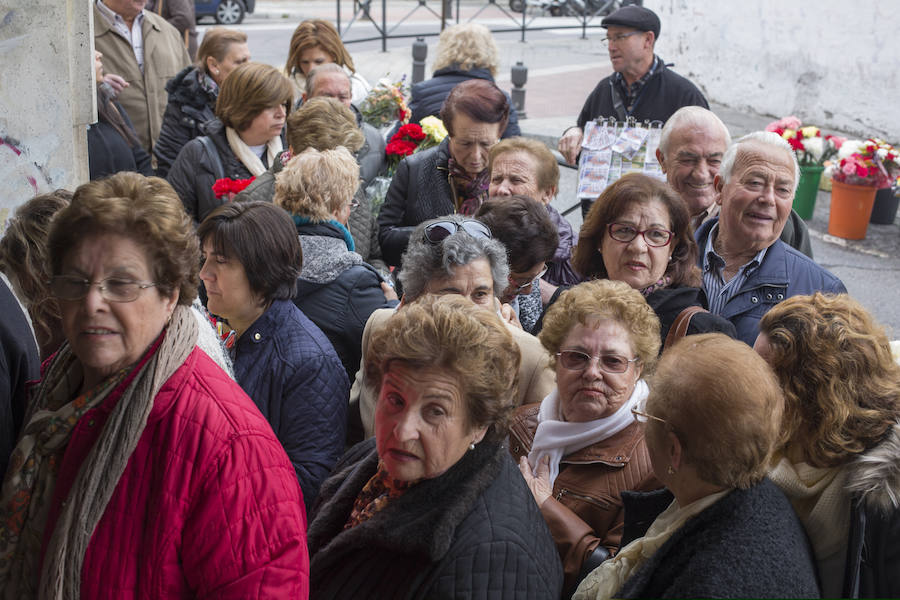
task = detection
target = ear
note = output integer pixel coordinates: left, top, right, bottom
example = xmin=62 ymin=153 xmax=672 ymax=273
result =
xmin=644 ymin=31 xmax=655 ymax=50
xmin=205 ymin=56 xmax=217 ymax=73
xmin=667 ymin=430 xmax=683 ymax=471
xmin=301 ymin=92 xmax=308 ymax=103
xmin=541 ymin=186 xmax=557 ymax=206
xmin=633 ymin=360 xmax=643 ymax=382
xmin=714 ymin=174 xmax=725 ymax=206
xmin=656 ymin=147 xmax=667 ymax=173
xmin=164 ymin=289 xmax=180 ymax=319
xmin=472 ymin=426 xmax=488 ymax=445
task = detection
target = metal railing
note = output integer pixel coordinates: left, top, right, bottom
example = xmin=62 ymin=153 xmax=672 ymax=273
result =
xmin=336 ymin=0 xmax=613 ymax=50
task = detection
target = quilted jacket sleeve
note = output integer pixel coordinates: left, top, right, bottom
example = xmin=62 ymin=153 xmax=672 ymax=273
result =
xmin=154 ymin=101 xmax=195 ymax=178
xmin=181 ymin=429 xmax=309 ymax=599
xmin=278 ymin=354 xmax=349 ymax=511
xmin=166 ymin=138 xmax=216 ymax=224
xmin=377 ymin=158 xmax=415 ymax=268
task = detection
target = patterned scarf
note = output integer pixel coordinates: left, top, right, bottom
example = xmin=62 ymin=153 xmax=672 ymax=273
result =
xmin=446 ymin=158 xmax=489 ymax=216
xmin=0 ymin=305 xmax=198 ymax=599
xmin=343 ymin=461 xmax=414 ymax=530
xmin=639 ymin=275 xmax=671 ymax=298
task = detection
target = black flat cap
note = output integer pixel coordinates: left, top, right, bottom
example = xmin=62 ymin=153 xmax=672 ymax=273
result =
xmin=601 ymin=5 xmax=661 ymax=39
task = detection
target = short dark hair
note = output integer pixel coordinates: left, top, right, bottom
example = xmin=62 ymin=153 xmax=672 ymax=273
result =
xmin=573 ymin=173 xmax=700 ymax=287
xmin=440 ymin=79 xmax=509 ymax=138
xmin=476 ymin=195 xmax=558 ymax=273
xmin=197 ymin=201 xmax=302 ymax=303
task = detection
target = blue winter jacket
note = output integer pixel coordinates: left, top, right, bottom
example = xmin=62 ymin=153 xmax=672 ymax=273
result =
xmin=409 ymin=65 xmax=520 ymax=139
xmin=695 ymin=218 xmax=846 ymax=345
xmin=232 ymin=298 xmax=349 ymax=511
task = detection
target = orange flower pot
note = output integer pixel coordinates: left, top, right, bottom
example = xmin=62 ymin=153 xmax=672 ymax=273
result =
xmin=828 ymin=180 xmax=877 ymax=240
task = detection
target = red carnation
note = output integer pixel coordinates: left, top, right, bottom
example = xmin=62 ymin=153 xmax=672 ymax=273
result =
xmin=212 ymin=177 xmax=255 ymax=200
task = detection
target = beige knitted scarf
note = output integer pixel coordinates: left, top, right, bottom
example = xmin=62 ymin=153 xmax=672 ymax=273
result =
xmin=225 ymin=126 xmax=282 ymax=177
xmin=0 ymin=305 xmax=197 ymax=599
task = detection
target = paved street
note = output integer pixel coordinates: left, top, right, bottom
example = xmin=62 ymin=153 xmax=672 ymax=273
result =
xmin=203 ymin=1 xmax=900 ymax=337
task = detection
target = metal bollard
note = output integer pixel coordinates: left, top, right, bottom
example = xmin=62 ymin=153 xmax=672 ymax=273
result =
xmin=412 ymin=37 xmax=428 ymax=84
xmin=510 ymin=61 xmax=528 ymax=119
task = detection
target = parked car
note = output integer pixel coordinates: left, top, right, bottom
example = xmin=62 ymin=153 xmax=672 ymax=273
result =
xmin=195 ymin=0 xmax=254 ymax=24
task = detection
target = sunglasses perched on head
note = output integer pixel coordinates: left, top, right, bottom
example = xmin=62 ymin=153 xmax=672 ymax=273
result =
xmin=423 ymin=220 xmax=493 ymax=245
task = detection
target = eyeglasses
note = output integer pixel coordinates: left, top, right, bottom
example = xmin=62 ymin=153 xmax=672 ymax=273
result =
xmin=607 ymin=223 xmax=674 ymax=247
xmin=509 ymin=265 xmax=548 ymax=294
xmin=50 ymin=276 xmax=158 ymax=303
xmin=347 ymin=199 xmax=360 ymax=210
xmin=601 ymin=31 xmax=643 ymax=44
xmin=631 ymin=407 xmax=668 ymax=426
xmin=556 ymin=350 xmax=639 ymax=373
xmin=423 ymin=220 xmax=493 ymax=245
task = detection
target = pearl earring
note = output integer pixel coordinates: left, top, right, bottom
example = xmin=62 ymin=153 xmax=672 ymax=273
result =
xmin=469 ymin=442 xmax=476 ymax=450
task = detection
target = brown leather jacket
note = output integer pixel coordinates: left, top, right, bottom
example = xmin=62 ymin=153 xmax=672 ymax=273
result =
xmin=509 ymin=403 xmax=661 ymax=593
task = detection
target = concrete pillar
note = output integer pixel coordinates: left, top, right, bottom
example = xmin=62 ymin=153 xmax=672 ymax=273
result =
xmin=0 ymin=0 xmax=93 ymax=224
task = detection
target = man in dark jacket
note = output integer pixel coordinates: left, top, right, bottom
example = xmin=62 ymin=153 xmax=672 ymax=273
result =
xmin=558 ymin=5 xmax=708 ymax=165
xmin=696 ymin=131 xmax=846 ymax=345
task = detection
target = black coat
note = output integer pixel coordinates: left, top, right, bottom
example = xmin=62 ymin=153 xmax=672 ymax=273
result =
xmin=576 ymin=58 xmax=708 ymax=127
xmin=166 ymin=118 xmax=254 ymax=223
xmin=409 ymin=65 xmax=521 ymax=139
xmin=292 ymin=221 xmax=397 ymax=379
xmin=377 ymin=138 xmax=454 ymax=268
xmin=0 ymin=277 xmax=39 ymax=479
xmin=153 ymin=66 xmax=217 ymax=177
xmin=87 ymin=97 xmax=153 ymax=181
xmin=645 ymin=285 xmax=737 ymax=345
xmin=308 ymin=438 xmax=563 ymax=599
xmin=616 ymin=479 xmax=820 ymax=598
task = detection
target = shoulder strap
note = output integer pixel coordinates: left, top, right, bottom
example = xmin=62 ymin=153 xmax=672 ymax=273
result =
xmin=663 ymin=305 xmax=708 ymax=351
xmin=197 ymin=135 xmax=224 ymax=181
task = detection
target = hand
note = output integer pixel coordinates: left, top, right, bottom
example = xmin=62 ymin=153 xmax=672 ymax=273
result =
xmin=519 ymin=455 xmax=553 ymax=507
xmin=103 ymin=73 xmax=129 ymax=96
xmin=499 ymin=302 xmax=522 ymax=329
xmin=558 ymin=127 xmax=584 ymax=165
xmin=381 ymin=281 xmax=398 ymax=302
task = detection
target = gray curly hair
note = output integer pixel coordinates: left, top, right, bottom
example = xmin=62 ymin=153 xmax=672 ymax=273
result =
xmin=399 ymin=214 xmax=509 ymax=302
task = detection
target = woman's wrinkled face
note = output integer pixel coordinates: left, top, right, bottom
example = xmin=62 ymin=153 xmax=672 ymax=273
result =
xmin=488 ymin=151 xmax=554 ymax=205
xmin=59 ymin=233 xmax=177 ymax=390
xmin=240 ymin=103 xmax=287 ymax=146
xmin=556 ymin=319 xmax=641 ymax=422
xmin=199 ymin=238 xmax=261 ymax=326
xmin=423 ymin=257 xmax=494 ymax=308
xmin=375 ymin=363 xmax=487 ymax=482
xmin=209 ymin=42 xmax=251 ymax=85
xmin=600 ymin=198 xmax=675 ymax=291
xmin=298 ymin=46 xmax=333 ymax=76
xmin=447 ymin=112 xmax=502 ymax=176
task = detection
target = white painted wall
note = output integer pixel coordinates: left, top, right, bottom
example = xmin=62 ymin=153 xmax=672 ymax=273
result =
xmin=0 ymin=0 xmax=93 ymax=225
xmin=648 ymin=0 xmax=899 ymax=140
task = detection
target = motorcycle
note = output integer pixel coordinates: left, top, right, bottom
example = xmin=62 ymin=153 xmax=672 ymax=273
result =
xmin=508 ymin=0 xmax=566 ymax=17
xmin=509 ymin=0 xmax=641 ymax=17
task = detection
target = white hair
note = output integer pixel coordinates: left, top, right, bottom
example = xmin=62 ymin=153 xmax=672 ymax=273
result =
xmin=658 ymin=106 xmax=731 ymax=156
xmin=720 ymin=131 xmax=800 ymax=194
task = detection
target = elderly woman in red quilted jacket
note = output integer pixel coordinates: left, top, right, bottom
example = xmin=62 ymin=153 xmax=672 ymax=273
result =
xmin=0 ymin=173 xmax=308 ymax=599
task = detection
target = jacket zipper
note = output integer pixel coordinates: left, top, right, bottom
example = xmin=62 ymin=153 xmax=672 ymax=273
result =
xmin=556 ymin=488 xmax=610 ymax=509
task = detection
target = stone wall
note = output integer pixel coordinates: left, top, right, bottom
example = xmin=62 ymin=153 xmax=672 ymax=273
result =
xmin=0 ymin=0 xmax=93 ymax=224
xmin=648 ymin=0 xmax=899 ymax=140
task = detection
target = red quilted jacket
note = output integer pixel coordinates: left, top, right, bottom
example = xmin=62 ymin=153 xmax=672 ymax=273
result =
xmin=41 ymin=347 xmax=310 ymax=598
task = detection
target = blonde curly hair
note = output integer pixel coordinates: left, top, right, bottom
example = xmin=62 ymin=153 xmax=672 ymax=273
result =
xmin=273 ymin=147 xmax=359 ymax=221
xmin=432 ymin=23 xmax=499 ymax=77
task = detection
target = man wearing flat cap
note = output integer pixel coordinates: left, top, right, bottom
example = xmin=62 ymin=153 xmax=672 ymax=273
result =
xmin=559 ymin=5 xmax=708 ymax=165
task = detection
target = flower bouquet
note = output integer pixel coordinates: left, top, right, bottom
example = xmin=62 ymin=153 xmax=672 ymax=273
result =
xmin=765 ymin=116 xmax=844 ymax=166
xmin=830 ymin=138 xmax=900 ymax=188
xmin=212 ymin=177 xmax=255 ymax=200
xmin=358 ymin=77 xmax=411 ymax=130
xmin=417 ymin=116 xmax=449 ymax=152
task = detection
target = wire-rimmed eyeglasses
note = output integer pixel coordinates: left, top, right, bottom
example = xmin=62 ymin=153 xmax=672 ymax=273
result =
xmin=631 ymin=407 xmax=668 ymax=426
xmin=49 ymin=276 xmax=158 ymax=303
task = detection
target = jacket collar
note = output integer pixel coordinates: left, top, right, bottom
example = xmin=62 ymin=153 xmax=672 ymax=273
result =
xmin=233 ymin=299 xmax=292 ymax=353
xmin=695 ymin=217 xmax=791 ymax=288
xmin=432 ymin=65 xmax=494 ymax=81
xmin=845 ymin=422 xmax=900 ymax=512
xmin=309 ymin=439 xmax=505 ymax=570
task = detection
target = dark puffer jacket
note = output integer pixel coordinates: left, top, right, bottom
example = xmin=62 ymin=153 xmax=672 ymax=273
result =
xmin=232 ymin=299 xmax=348 ymax=511
xmin=377 ymin=138 xmax=454 ymax=267
xmin=166 ymin=118 xmax=253 ymax=223
xmin=153 ymin=66 xmax=217 ymax=177
xmin=307 ymin=438 xmax=563 ymax=599
xmin=613 ymin=479 xmax=820 ymax=598
xmin=293 ymin=220 xmax=397 ymax=379
xmin=409 ymin=65 xmax=521 ymax=139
